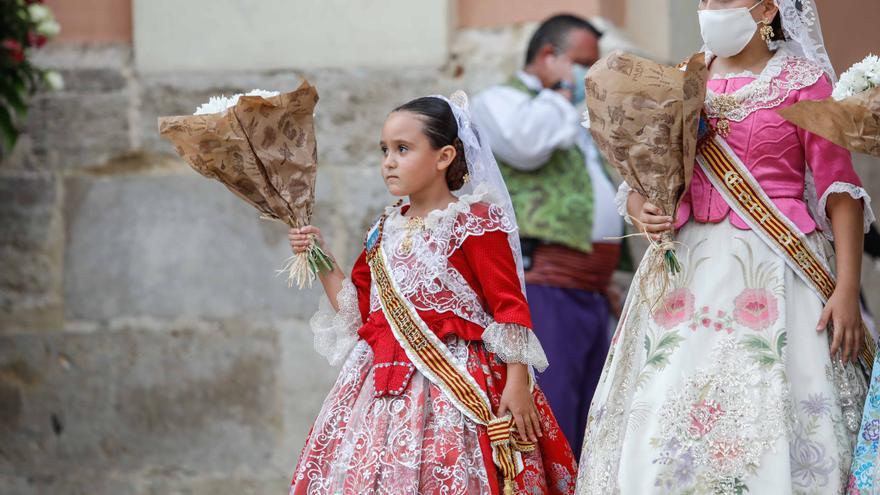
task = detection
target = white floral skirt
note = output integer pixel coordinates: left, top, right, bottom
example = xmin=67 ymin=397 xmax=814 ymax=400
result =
xmin=576 ymin=220 xmax=867 ymax=495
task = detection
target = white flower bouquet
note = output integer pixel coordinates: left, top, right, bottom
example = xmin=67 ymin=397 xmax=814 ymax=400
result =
xmin=780 ymin=54 xmax=880 ymax=157
xmin=158 ymin=81 xmax=334 ymax=288
xmin=832 ymin=54 xmax=880 ymax=101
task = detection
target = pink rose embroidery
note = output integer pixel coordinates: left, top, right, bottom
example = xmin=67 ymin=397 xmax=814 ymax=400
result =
xmin=733 ymin=288 xmax=779 ymax=331
xmin=653 ymin=288 xmax=696 ymax=329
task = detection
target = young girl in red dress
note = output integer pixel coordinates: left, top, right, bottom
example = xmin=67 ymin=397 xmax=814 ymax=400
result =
xmin=286 ymin=92 xmax=577 ymax=495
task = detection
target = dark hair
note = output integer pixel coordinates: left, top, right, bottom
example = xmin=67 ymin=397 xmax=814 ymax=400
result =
xmin=769 ymin=11 xmax=786 ymax=42
xmin=525 ymin=14 xmax=603 ymax=65
xmin=393 ymin=97 xmax=468 ymax=191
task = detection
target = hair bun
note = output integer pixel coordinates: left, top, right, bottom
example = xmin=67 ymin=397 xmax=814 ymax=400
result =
xmin=446 ymin=137 xmax=469 ymax=191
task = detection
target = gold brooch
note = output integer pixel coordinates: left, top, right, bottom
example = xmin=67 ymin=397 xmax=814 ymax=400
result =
xmin=400 ymin=216 xmax=424 ymax=256
xmin=712 ymin=94 xmax=739 ymax=137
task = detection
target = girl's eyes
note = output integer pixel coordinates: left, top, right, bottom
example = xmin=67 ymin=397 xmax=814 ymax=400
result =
xmin=379 ymin=145 xmax=408 ymax=155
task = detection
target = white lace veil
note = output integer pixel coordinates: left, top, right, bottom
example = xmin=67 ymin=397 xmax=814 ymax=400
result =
xmin=700 ymin=0 xmax=837 ymax=82
xmin=771 ymin=0 xmax=836 ymax=82
xmin=430 ymin=91 xmax=527 ymax=294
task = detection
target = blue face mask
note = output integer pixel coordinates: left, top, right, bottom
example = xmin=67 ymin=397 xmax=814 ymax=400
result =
xmin=571 ymin=64 xmax=590 ymax=105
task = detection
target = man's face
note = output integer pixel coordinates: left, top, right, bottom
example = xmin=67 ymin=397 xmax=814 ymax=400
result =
xmin=561 ymin=28 xmax=600 ymax=67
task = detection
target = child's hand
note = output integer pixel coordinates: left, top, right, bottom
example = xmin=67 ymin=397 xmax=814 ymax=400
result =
xmin=497 ymin=364 xmax=542 ymax=443
xmin=288 ymin=225 xmax=325 ymax=254
xmin=817 ymin=288 xmax=864 ymax=363
xmin=634 ymin=201 xmax=673 ymax=242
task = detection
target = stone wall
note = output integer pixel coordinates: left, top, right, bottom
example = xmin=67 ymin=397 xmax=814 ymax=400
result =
xmin=0 ymin=26 xmax=536 ymax=494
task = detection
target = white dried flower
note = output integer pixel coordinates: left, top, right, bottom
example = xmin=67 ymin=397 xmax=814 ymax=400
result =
xmin=193 ymin=89 xmax=280 ymax=115
xmin=833 ymin=54 xmax=880 ymax=100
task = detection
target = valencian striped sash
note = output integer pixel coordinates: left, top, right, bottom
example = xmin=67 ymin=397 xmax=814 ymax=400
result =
xmin=366 ymin=237 xmax=533 ymax=495
xmin=696 ymin=134 xmax=875 ymax=370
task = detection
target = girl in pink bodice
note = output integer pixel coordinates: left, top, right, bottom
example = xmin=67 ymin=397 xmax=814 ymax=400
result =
xmin=576 ymin=1 xmax=874 ymax=494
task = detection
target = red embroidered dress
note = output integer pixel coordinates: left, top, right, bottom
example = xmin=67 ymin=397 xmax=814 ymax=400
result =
xmin=290 ymin=186 xmax=577 ymax=495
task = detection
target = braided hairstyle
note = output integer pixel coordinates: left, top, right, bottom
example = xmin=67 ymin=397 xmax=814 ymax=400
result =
xmin=393 ymin=97 xmax=469 ymax=191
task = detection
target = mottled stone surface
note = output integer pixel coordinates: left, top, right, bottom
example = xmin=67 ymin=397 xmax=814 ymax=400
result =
xmin=0 ymin=175 xmax=63 ymax=330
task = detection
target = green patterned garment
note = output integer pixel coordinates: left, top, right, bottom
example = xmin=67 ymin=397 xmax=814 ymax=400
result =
xmin=496 ymin=77 xmax=594 ymax=253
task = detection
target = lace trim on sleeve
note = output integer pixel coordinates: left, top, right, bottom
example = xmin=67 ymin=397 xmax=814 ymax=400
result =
xmin=482 ymin=322 xmax=549 ymax=372
xmin=615 ymin=181 xmax=634 ymax=225
xmin=815 ymin=182 xmax=875 ymax=241
xmin=310 ymin=278 xmax=362 ymax=366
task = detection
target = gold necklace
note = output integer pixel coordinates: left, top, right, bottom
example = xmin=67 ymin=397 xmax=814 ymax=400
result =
xmin=400 ymin=216 xmax=424 ymax=256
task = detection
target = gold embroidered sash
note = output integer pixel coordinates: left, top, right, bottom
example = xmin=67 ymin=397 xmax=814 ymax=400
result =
xmin=696 ymin=134 xmax=875 ymax=369
xmin=367 ymin=239 xmax=532 ymax=494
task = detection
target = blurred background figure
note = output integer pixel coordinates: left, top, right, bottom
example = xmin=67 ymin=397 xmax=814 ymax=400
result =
xmin=1 ymin=1 xmax=877 ymax=493
xmin=471 ymin=14 xmax=623 ymax=461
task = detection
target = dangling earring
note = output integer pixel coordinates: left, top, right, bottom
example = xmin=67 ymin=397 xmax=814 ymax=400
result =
xmin=760 ymin=19 xmax=775 ymax=44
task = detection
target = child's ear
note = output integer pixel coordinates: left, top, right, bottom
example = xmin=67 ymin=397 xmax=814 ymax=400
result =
xmin=436 ymin=144 xmax=456 ymax=171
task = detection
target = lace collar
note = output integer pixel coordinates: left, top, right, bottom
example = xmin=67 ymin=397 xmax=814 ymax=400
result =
xmin=385 ymin=183 xmax=493 ymax=230
xmin=707 ymin=49 xmax=787 ymax=81
xmin=705 ymin=48 xmax=824 ymax=122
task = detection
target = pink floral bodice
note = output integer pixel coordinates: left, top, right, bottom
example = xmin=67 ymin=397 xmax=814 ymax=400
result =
xmin=674 ymin=50 xmax=872 ymax=237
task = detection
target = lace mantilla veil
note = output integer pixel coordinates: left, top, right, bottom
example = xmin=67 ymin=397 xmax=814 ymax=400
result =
xmin=430 ymin=91 xmax=527 ymax=295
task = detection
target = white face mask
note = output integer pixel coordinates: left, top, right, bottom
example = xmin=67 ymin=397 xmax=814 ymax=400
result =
xmin=698 ymin=1 xmax=763 ymax=57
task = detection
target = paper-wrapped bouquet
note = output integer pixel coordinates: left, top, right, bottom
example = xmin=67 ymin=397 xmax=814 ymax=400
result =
xmin=158 ymin=80 xmax=333 ymax=288
xmin=584 ymin=51 xmax=708 ymax=277
xmin=779 ymin=54 xmax=880 ymax=157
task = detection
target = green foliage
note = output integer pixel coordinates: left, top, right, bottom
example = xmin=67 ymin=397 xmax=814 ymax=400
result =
xmin=0 ymin=0 xmax=62 ymax=156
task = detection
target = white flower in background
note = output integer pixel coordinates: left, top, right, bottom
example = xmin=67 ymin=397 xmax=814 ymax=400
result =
xmin=44 ymin=70 xmax=64 ymax=91
xmin=193 ymin=89 xmax=280 ymax=115
xmin=36 ymin=19 xmax=61 ymax=38
xmin=832 ymin=54 xmax=880 ymax=100
xmin=27 ymin=4 xmax=51 ymax=24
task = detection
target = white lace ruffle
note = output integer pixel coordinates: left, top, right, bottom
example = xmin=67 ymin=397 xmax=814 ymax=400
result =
xmin=710 ymin=69 xmax=761 ymax=80
xmin=481 ymin=322 xmax=549 ymax=372
xmin=615 ymin=181 xmax=634 ymax=225
xmin=310 ymin=278 xmax=362 ymax=366
xmin=385 ymin=183 xmax=516 ymax=253
xmin=815 ymin=182 xmax=875 ymax=241
xmin=705 ymin=49 xmax=824 ymax=123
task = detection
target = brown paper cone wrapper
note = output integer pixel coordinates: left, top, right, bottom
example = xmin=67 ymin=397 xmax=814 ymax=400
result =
xmin=157 ymin=81 xmax=325 ymax=289
xmin=585 ymin=51 xmax=708 ymax=220
xmin=157 ymin=80 xmax=319 ymax=228
xmin=778 ymin=86 xmax=880 ymax=158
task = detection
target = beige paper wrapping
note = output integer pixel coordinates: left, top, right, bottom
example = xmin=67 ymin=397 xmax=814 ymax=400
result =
xmin=586 ymin=51 xmax=708 ymax=222
xmin=778 ymin=86 xmax=880 ymax=158
xmin=157 ymin=80 xmax=319 ymax=229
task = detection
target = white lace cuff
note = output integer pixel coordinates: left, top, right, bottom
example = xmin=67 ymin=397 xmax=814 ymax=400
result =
xmin=310 ymin=278 xmax=362 ymax=366
xmin=816 ymin=182 xmax=875 ymax=240
xmin=615 ymin=181 xmax=634 ymax=225
xmin=482 ymin=322 xmax=549 ymax=372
